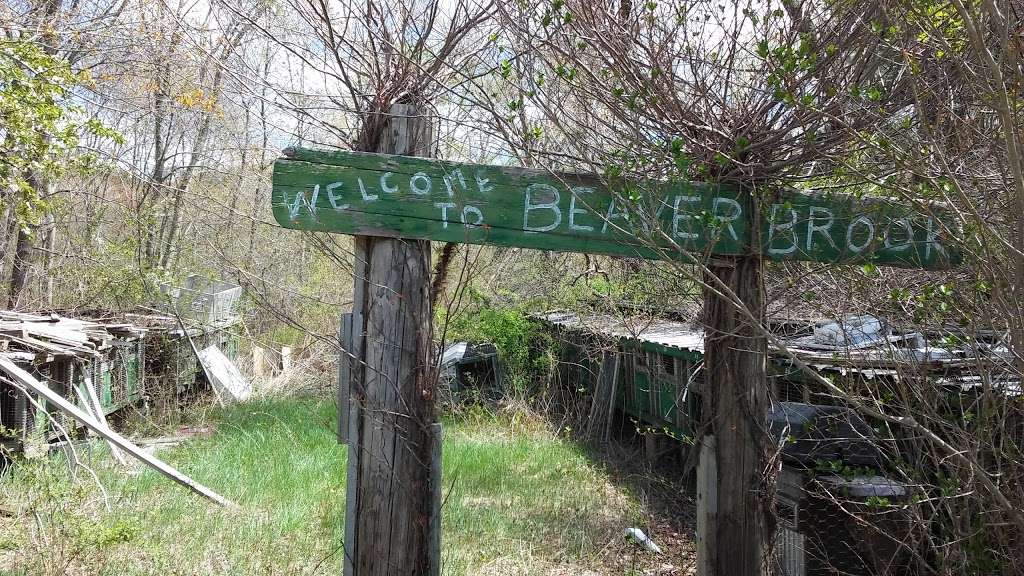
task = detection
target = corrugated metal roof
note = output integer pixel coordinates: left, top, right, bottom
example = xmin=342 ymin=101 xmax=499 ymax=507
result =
xmin=536 ymin=311 xmax=705 ymax=352
xmin=536 ymin=310 xmax=1019 ymax=385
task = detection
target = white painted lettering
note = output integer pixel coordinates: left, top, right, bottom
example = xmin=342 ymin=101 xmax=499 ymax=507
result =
xmin=380 ymin=172 xmax=399 ymax=194
xmin=806 ymin=206 xmax=837 ymax=251
xmin=672 ymin=195 xmax=700 ymax=240
xmin=286 ymin=189 xmax=307 ymax=219
xmin=767 ymin=204 xmax=798 ymax=255
xmin=846 ymin=215 xmax=875 ymax=253
xmin=326 ymin=182 xmax=348 ymax=210
xmin=523 ymin=183 xmax=562 ymax=232
xmin=884 ymin=218 xmax=913 ymax=252
xmin=925 ymin=217 xmax=946 ymax=259
xmin=357 ymin=177 xmax=378 ymax=201
xmin=601 ymin=199 xmax=629 ymax=234
xmin=410 ymin=172 xmax=431 ymax=196
xmin=461 ymin=205 xmax=484 ymax=227
xmin=442 ymin=168 xmax=468 ymax=198
xmin=713 ymin=197 xmax=742 ymax=241
xmin=569 ymin=187 xmax=595 ymax=232
xmin=434 ymin=202 xmax=456 ymax=228
xmin=654 ymin=197 xmax=673 ymax=221
xmin=476 ymin=170 xmax=494 ymax=194
xmin=307 ymin=184 xmax=320 ymax=216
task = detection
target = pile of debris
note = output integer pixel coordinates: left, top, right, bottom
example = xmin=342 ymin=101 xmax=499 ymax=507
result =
xmin=776 ymin=315 xmax=1019 ymax=393
xmin=0 ymin=310 xmax=147 ymax=362
xmin=0 ymin=307 xmax=246 ymax=507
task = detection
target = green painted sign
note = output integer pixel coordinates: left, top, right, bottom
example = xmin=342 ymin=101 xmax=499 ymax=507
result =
xmin=272 ymin=148 xmax=961 ymax=269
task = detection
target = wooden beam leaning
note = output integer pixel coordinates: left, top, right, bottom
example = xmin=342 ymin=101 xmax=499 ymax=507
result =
xmin=0 ymin=356 xmax=235 ymax=508
xmin=344 ymin=102 xmax=440 ymax=576
xmin=78 ymin=371 xmax=127 ymax=465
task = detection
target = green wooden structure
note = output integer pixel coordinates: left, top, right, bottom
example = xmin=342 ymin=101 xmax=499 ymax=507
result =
xmin=537 ymin=310 xmax=1020 ymax=576
xmin=0 ymin=311 xmax=240 ymax=455
xmin=539 ymin=311 xmax=707 ymax=442
xmin=538 ymin=310 xmax=1017 ymax=444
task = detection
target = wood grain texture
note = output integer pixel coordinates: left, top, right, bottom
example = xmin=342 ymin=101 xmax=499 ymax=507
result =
xmin=701 ymin=256 xmax=773 ymax=576
xmin=272 ymin=149 xmax=961 ymax=269
xmin=338 ymin=312 xmax=356 ymax=444
xmin=345 ymin=103 xmax=440 ymax=576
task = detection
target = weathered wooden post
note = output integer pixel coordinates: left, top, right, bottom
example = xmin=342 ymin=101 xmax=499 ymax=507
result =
xmin=699 ymin=253 xmax=772 ymax=575
xmin=344 ymin=102 xmax=440 ymax=576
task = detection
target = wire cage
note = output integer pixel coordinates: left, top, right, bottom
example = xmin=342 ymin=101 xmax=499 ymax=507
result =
xmin=0 ymin=378 xmax=32 ymax=453
xmin=158 ymin=275 xmax=242 ymax=325
xmin=775 ymin=467 xmax=916 ymax=576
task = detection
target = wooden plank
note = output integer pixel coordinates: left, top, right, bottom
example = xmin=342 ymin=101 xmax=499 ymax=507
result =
xmin=79 ymin=369 xmax=127 ymax=465
xmin=586 ymin=350 xmax=619 ymax=442
xmin=338 ymin=312 xmax=360 ymax=444
xmin=429 ymin=422 xmax=442 ymax=576
xmin=342 ymin=355 xmax=360 ymax=576
xmin=2 ymin=333 xmax=85 ymax=356
xmin=696 ymin=435 xmax=718 ymax=576
xmin=0 ymin=356 xmax=235 ymax=507
xmin=172 ymin=310 xmax=225 ymax=407
xmin=338 ymin=313 xmax=352 ymax=444
xmin=355 ymin=230 xmax=434 ymax=573
xmin=196 ymin=346 xmax=252 ymax=403
xmin=271 ymin=149 xmax=961 ymax=269
xmin=343 ymin=237 xmax=369 ymax=576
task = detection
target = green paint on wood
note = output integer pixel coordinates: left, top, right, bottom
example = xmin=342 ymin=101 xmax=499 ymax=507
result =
xmin=271 ymin=148 xmax=961 ymax=269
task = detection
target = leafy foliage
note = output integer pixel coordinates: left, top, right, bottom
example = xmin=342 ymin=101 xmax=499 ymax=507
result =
xmin=0 ymin=40 xmax=119 ymax=224
xmin=445 ymin=298 xmax=553 ymax=396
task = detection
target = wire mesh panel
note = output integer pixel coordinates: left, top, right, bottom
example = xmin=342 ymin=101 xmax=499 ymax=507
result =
xmin=158 ymin=275 xmax=242 ymax=325
xmin=775 ymin=467 xmax=915 ymax=576
xmin=776 ymin=525 xmax=807 ymax=576
xmin=0 ymin=380 xmax=30 ymax=451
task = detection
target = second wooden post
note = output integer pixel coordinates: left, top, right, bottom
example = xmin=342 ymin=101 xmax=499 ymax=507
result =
xmin=698 ymin=187 xmax=773 ymax=576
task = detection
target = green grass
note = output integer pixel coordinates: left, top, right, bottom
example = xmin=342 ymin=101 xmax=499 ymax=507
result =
xmin=0 ymin=398 xmax=650 ymax=575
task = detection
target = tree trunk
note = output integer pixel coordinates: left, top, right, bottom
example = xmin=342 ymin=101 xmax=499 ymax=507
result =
xmin=157 ymin=37 xmax=233 ymax=269
xmin=8 ymin=171 xmax=53 ymax=309
xmin=41 ymin=211 xmax=54 ymax=306
xmin=143 ymin=73 xmax=169 ymax=265
xmin=0 ymin=204 xmax=14 ymax=286
xmin=699 ymin=253 xmax=773 ymax=576
xmin=7 ymin=228 xmax=34 ymax=309
xmin=7 ymin=0 xmax=61 ymax=308
xmin=345 ymin=102 xmax=439 ymax=576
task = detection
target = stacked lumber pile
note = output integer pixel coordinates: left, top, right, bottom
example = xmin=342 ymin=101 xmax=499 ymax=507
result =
xmin=0 ymin=311 xmax=147 ymax=362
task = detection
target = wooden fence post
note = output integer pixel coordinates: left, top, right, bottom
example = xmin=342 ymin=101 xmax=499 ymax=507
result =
xmin=344 ymin=102 xmax=440 ymax=576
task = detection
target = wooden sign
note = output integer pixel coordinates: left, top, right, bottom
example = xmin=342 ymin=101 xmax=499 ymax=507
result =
xmin=272 ymin=148 xmax=960 ymax=270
